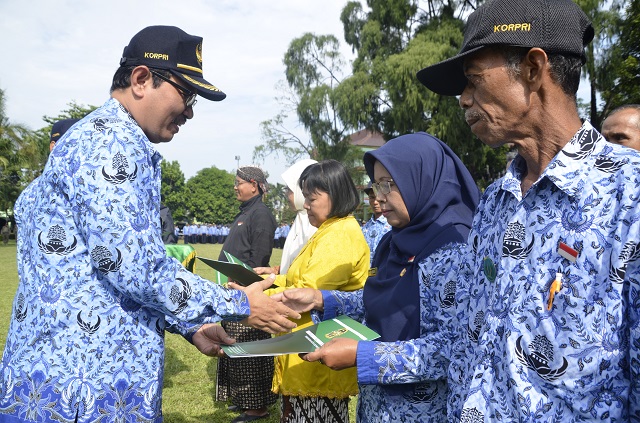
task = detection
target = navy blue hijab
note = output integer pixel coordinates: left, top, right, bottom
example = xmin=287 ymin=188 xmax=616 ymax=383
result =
xmin=362 ymin=132 xmax=480 ymax=344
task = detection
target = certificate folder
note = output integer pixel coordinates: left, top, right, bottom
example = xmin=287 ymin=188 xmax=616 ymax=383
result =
xmin=197 ymin=256 xmax=263 ymax=287
xmin=221 ymin=315 xmax=380 ymax=358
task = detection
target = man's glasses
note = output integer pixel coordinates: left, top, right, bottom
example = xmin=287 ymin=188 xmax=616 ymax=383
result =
xmin=371 ymin=179 xmax=396 ymax=196
xmin=234 ymin=179 xmax=251 ymax=187
xmin=150 ymin=70 xmax=197 ymax=108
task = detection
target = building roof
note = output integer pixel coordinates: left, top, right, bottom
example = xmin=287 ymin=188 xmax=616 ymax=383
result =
xmin=349 ymin=129 xmax=385 ymax=147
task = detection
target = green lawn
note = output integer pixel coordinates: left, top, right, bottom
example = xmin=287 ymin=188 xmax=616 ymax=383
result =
xmin=0 ymin=241 xmax=357 ymax=422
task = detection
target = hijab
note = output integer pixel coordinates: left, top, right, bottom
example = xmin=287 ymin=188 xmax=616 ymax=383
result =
xmin=279 ymin=159 xmax=317 ymax=273
xmin=362 ymin=132 xmax=480 ymax=344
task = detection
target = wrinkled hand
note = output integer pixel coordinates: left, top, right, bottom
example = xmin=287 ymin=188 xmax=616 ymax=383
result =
xmin=192 ymin=323 xmax=235 ymax=357
xmin=229 ymin=275 xmax=300 ymax=334
xmin=300 ymin=338 xmax=358 ymax=370
xmin=270 ymin=288 xmax=323 ymax=313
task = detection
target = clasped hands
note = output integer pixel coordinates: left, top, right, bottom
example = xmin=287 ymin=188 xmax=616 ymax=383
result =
xmin=193 ymin=275 xmax=300 ymax=357
xmin=271 ymin=287 xmax=358 ymax=371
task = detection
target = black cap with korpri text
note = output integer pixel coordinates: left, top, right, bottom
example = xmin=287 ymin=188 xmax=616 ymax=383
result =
xmin=119 ymin=25 xmax=226 ymax=101
xmin=416 ymin=0 xmax=594 ymax=96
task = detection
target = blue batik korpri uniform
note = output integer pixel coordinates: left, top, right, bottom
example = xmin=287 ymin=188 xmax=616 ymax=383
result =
xmin=340 ymin=122 xmax=640 ymax=422
xmin=361 ymin=215 xmax=391 ymax=266
xmin=0 ymin=98 xmax=250 ymax=422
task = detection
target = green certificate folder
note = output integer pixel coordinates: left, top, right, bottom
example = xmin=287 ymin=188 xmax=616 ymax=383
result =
xmin=197 ymin=252 xmax=263 ymax=286
xmin=221 ymin=315 xmax=380 ymax=358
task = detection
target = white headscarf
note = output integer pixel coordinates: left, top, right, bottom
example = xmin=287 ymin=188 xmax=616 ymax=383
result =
xmin=279 ymin=159 xmax=317 ymax=273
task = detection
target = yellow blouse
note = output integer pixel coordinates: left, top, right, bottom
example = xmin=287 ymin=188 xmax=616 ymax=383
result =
xmin=267 ymin=215 xmax=369 ymax=398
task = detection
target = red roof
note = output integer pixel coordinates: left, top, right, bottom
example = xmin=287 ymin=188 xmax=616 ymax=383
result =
xmin=349 ymin=129 xmax=385 ymax=147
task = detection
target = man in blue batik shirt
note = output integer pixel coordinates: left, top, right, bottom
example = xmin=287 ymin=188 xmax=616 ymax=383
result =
xmin=276 ymin=0 xmax=640 ymax=421
xmin=0 ymin=26 xmax=299 ymax=423
xmin=361 ymin=184 xmax=391 ymax=266
xmin=413 ymin=1 xmax=638 ymax=417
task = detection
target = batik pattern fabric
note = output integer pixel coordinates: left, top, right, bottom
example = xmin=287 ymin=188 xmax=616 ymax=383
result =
xmin=320 ymin=243 xmax=468 ymax=422
xmin=0 ymin=98 xmax=250 ymax=423
xmin=375 ymin=121 xmax=639 ymax=422
xmin=361 ymin=215 xmax=391 ymax=265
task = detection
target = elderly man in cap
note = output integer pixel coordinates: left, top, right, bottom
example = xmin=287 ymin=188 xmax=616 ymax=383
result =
xmin=413 ymin=0 xmax=640 ymax=420
xmin=601 ymin=104 xmax=640 ymax=151
xmin=0 ymin=26 xmax=299 ymax=422
xmin=277 ymin=0 xmax=640 ymax=421
xmin=217 ymin=165 xmax=278 ymax=422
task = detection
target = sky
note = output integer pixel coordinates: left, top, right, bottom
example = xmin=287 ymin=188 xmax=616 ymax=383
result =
xmin=0 ymin=0 xmax=356 ymax=182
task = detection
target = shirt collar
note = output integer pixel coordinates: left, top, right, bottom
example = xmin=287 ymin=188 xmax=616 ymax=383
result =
xmin=109 ymin=97 xmax=162 ymax=165
xmin=500 ymin=121 xmax=603 ymax=199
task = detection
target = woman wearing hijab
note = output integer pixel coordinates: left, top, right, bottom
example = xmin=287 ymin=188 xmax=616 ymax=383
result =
xmin=255 ymin=159 xmax=317 ymax=276
xmin=271 ymin=133 xmax=480 ymax=422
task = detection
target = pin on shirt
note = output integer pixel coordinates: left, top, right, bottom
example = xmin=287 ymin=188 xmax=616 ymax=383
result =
xmin=400 ymin=256 xmax=415 ymax=277
xmin=558 ymin=241 xmax=578 ymax=262
xmin=547 ymin=272 xmax=563 ymax=310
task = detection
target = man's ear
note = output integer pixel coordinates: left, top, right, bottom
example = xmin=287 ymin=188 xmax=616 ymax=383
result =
xmin=130 ymin=66 xmax=152 ymax=99
xmin=523 ymin=47 xmax=548 ymax=93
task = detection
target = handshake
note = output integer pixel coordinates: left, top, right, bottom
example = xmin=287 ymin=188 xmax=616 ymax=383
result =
xmin=192 ymin=278 xmax=322 ymax=357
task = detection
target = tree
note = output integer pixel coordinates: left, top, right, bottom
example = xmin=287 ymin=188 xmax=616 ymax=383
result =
xmin=182 ymin=167 xmax=238 ymax=224
xmin=263 ymin=182 xmax=297 ymax=225
xmin=17 ymin=102 xmax=98 ymax=184
xmin=253 ymin=33 xmax=364 ymax=177
xmin=160 ymin=160 xmax=188 ymax=222
xmin=0 ymin=88 xmax=35 ymax=216
xmin=335 ymin=0 xmax=508 ymax=188
xmin=585 ymin=0 xmax=640 ymax=121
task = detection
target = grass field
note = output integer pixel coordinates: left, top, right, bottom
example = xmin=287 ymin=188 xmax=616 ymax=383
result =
xmin=0 ymin=241 xmax=357 ymax=422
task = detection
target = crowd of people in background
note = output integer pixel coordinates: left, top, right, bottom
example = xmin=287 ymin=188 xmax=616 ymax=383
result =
xmin=181 ymin=222 xmax=230 ymax=244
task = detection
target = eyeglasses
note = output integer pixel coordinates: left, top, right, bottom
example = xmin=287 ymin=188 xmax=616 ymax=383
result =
xmin=234 ymin=179 xmax=251 ymax=187
xmin=371 ymin=179 xmax=396 ymax=196
xmin=150 ymin=70 xmax=197 ymax=108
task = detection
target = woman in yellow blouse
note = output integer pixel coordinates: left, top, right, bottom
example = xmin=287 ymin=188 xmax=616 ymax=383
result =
xmin=268 ymin=159 xmax=369 ymax=423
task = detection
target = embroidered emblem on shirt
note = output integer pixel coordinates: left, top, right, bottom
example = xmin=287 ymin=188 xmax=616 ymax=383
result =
xmin=502 ymin=222 xmax=534 ymax=259
xmin=169 ymin=278 xmax=193 ymax=314
xmin=406 ymin=383 xmax=438 ymax=402
xmin=459 ymin=407 xmax=484 ymax=422
xmin=102 ymin=152 xmax=138 ymax=185
xmin=37 ymin=224 xmax=78 ymax=255
xmin=439 ymin=280 xmax=456 ymax=308
xmin=368 ymin=268 xmax=377 ymax=277
xmin=91 ymin=245 xmax=122 ymax=273
xmin=562 ymin=126 xmax=598 ymax=160
xmin=610 ymin=241 xmax=640 ymax=284
xmin=594 ymin=156 xmax=627 ymax=173
xmin=14 ymin=293 xmax=27 ymax=322
xmin=515 ymin=335 xmax=568 ymax=382
xmin=467 ymin=310 xmax=485 ymax=342
xmin=77 ymin=311 xmax=101 ymax=335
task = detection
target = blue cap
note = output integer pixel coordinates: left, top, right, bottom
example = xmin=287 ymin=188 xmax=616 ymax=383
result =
xmin=51 ymin=118 xmax=80 ymax=142
xmin=120 ymin=26 xmax=226 ymax=101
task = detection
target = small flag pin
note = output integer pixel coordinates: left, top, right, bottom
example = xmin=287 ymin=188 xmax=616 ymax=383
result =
xmin=558 ymin=242 xmax=578 ymax=263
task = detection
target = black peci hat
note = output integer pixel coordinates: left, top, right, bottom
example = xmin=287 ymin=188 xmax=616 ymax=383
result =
xmin=363 ymin=181 xmax=374 ymax=196
xmin=51 ymin=118 xmax=80 ymax=142
xmin=120 ymin=25 xmax=226 ymax=101
xmin=416 ymin=0 xmax=594 ymax=96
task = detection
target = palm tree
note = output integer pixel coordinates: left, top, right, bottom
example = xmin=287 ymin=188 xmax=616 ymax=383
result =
xmin=0 ymin=88 xmax=36 ymax=216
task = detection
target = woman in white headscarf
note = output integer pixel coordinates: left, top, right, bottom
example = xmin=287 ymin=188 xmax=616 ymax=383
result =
xmin=255 ymin=159 xmax=317 ymax=275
